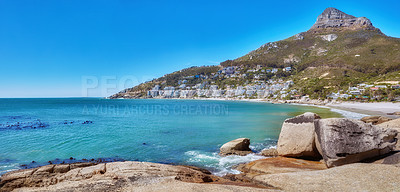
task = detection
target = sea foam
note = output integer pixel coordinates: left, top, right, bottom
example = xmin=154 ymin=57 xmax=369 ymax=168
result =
xmin=185 ymin=148 xmax=267 ymax=176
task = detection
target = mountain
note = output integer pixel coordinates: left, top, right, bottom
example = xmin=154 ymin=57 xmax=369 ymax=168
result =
xmin=311 ymin=7 xmax=375 ymax=30
xmin=110 ymin=8 xmax=400 ymax=100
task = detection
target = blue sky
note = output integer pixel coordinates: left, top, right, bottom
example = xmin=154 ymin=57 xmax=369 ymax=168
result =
xmin=1 ymin=0 xmax=399 ymax=97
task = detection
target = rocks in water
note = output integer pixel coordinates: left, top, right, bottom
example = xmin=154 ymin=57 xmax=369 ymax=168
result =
xmin=277 ymin=112 xmax=321 ymax=159
xmin=82 ymin=120 xmax=93 ymax=124
xmin=62 ymin=120 xmax=74 ymax=124
xmin=314 ymin=118 xmax=398 ymax=167
xmin=0 ymin=119 xmax=49 ymax=130
xmin=219 ymin=138 xmax=252 ymax=156
xmin=19 ymin=157 xmax=124 ymax=170
xmin=260 ymin=148 xmax=278 ymax=157
xmin=361 ymin=115 xmax=392 ymax=125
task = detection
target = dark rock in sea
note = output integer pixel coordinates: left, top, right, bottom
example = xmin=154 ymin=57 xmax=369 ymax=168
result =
xmin=62 ymin=120 xmax=75 ymax=124
xmin=20 ymin=157 xmax=125 ymax=170
xmin=82 ymin=120 xmax=93 ymax=124
xmin=0 ymin=119 xmax=49 ymax=130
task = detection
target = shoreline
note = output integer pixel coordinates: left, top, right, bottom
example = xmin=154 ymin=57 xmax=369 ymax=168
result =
xmin=134 ymin=97 xmax=399 ymax=118
xmin=2 ymin=99 xmax=399 ymax=190
xmin=2 ymin=99 xmax=395 ymax=176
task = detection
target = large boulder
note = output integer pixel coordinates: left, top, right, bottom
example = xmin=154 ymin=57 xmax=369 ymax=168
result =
xmin=360 ymin=116 xmax=392 ymax=125
xmin=277 ymin=112 xmax=321 ymax=159
xmin=251 ymin=163 xmax=400 ymax=191
xmin=219 ymin=138 xmax=252 ymax=156
xmin=315 ymin=118 xmax=398 ymax=167
xmin=377 ymin=118 xmax=400 ymax=150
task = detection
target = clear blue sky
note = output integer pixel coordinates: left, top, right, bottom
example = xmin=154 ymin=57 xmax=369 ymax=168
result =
xmin=1 ymin=0 xmax=399 ymax=98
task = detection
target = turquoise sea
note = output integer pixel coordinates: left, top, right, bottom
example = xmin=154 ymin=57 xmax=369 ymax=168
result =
xmin=0 ymin=98 xmax=349 ymax=176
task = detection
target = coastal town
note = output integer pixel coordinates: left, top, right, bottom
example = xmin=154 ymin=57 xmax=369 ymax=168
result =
xmin=129 ymin=65 xmax=400 ymax=102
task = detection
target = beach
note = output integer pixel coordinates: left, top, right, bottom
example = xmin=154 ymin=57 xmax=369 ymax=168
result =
xmin=326 ymin=102 xmax=400 ymax=117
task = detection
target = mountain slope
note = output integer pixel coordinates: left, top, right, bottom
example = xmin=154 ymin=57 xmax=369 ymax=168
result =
xmin=110 ymin=8 xmax=400 ymax=99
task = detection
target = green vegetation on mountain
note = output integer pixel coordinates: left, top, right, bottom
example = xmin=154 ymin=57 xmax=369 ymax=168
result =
xmin=110 ymin=8 xmax=400 ymax=100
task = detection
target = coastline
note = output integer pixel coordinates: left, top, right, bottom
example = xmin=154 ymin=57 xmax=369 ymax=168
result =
xmin=0 ymin=98 xmax=400 ymax=191
xmin=196 ymin=98 xmax=399 ymax=118
xmin=144 ymin=97 xmax=398 ymax=119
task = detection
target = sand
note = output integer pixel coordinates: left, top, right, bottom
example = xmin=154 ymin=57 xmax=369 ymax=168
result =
xmin=327 ymin=102 xmax=400 ymax=117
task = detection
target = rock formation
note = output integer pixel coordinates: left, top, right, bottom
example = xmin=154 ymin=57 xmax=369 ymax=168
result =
xmin=250 ymin=163 xmax=400 ymax=191
xmin=237 ymin=157 xmax=326 ymax=176
xmin=0 ymin=161 xmax=271 ymax=192
xmin=260 ymin=148 xmax=278 ymax=157
xmin=277 ymin=112 xmax=321 ymax=159
xmin=219 ymin=138 xmax=253 ymax=156
xmin=310 ymin=7 xmax=375 ymax=31
xmin=314 ymin=118 xmax=398 ymax=167
xmin=361 ymin=115 xmax=392 ymax=125
xmin=377 ymin=118 xmax=400 ymax=150
xmin=320 ymin=34 xmax=338 ymax=41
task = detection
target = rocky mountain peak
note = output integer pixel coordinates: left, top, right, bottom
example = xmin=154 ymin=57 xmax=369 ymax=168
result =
xmin=317 ymin=7 xmax=355 ymax=21
xmin=310 ymin=8 xmax=375 ymax=31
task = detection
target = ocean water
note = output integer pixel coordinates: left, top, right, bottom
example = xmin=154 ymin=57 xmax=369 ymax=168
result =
xmin=0 ymin=98 xmax=346 ymax=176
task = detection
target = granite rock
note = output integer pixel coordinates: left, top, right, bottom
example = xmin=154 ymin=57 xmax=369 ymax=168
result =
xmin=219 ymin=138 xmax=253 ymax=156
xmin=320 ymin=34 xmax=338 ymax=41
xmin=251 ymin=163 xmax=400 ymax=191
xmin=315 ymin=118 xmax=398 ymax=167
xmin=377 ymin=118 xmax=400 ymax=150
xmin=361 ymin=115 xmax=392 ymax=125
xmin=0 ymin=161 xmax=274 ymax=192
xmin=260 ymin=148 xmax=278 ymax=157
xmin=277 ymin=112 xmax=321 ymax=159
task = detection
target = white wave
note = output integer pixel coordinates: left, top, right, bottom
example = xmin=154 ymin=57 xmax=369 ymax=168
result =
xmin=184 ymin=150 xmax=266 ymax=176
xmin=250 ymin=138 xmax=277 ymax=151
xmin=329 ymin=108 xmax=368 ymax=119
xmin=289 ymin=103 xmax=368 ymax=119
xmin=0 ymin=163 xmax=20 ymax=176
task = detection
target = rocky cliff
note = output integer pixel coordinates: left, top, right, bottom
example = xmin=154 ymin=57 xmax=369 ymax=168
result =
xmin=310 ymin=7 xmax=375 ymax=31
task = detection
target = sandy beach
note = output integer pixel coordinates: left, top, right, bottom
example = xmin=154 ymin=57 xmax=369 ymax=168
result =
xmin=326 ymin=102 xmax=400 ymax=117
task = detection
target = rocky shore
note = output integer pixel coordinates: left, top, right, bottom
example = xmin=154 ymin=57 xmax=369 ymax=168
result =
xmin=1 ymin=112 xmax=400 ymax=191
